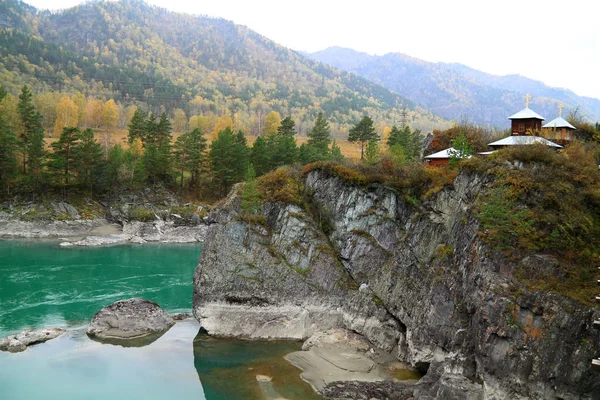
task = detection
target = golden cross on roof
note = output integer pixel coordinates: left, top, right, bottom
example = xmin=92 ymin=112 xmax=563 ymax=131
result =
xmin=558 ymin=103 xmax=564 ymax=117
xmin=525 ymin=94 xmax=531 ymax=108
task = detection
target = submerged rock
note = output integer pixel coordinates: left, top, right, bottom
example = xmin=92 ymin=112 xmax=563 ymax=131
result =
xmin=86 ymin=298 xmax=174 ymax=344
xmin=0 ymin=328 xmax=65 ymax=352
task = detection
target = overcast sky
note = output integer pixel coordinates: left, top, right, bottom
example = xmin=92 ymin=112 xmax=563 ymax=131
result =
xmin=25 ymin=0 xmax=600 ymax=100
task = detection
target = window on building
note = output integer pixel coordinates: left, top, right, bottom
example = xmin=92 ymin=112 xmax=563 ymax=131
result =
xmin=519 ymin=123 xmax=525 ymax=133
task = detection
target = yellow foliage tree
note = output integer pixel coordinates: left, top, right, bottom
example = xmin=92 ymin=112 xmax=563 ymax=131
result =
xmin=84 ymin=99 xmax=103 ymax=128
xmin=211 ymin=115 xmax=234 ymax=139
xmin=54 ymin=96 xmax=79 ymax=135
xmin=72 ymin=92 xmax=87 ymax=122
xmin=263 ymin=110 xmax=281 ymax=136
xmin=172 ymin=108 xmax=187 ymax=132
xmin=0 ymin=94 xmax=21 ymax=136
xmin=102 ymin=99 xmax=119 ymax=129
xmin=130 ymin=137 xmax=144 ymax=158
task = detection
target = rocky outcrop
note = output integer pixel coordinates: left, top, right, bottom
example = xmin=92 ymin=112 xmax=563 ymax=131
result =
xmin=193 ymin=169 xmax=600 ymax=399
xmin=87 ymin=298 xmax=175 ymax=344
xmin=0 ymin=328 xmax=65 ymax=352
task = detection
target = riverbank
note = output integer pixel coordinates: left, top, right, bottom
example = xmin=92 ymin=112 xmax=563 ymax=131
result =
xmin=0 ymin=191 xmax=208 ymax=245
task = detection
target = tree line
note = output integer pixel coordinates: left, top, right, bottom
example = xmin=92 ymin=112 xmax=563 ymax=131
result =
xmin=0 ymin=85 xmax=424 ymax=201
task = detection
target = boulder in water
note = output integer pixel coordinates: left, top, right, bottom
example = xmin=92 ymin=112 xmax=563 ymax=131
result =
xmin=86 ymin=298 xmax=175 ymax=344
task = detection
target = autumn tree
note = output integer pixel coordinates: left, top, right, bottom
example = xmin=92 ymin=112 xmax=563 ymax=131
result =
xmin=263 ymin=110 xmax=281 ymax=136
xmin=172 ymin=108 xmax=187 ymax=133
xmin=349 ymin=116 xmax=378 ymax=160
xmin=102 ymin=99 xmax=119 ymax=129
xmin=84 ymin=98 xmax=103 ymax=128
xmin=211 ymin=115 xmax=234 ymax=140
xmin=54 ymin=96 xmax=79 ymax=135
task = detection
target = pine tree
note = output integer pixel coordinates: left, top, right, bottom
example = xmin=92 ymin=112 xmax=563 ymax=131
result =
xmin=307 ymin=112 xmax=331 ymax=161
xmin=233 ymin=130 xmax=250 ymax=182
xmin=251 ymin=135 xmax=271 ymax=176
xmin=128 ymin=108 xmax=146 ymax=144
xmin=75 ymin=128 xmax=104 ymax=194
xmin=387 ymin=125 xmax=423 ymax=161
xmin=210 ymin=127 xmax=238 ymax=197
xmin=348 ymin=116 xmax=378 ymax=160
xmin=25 ymin=124 xmax=46 ymax=194
xmin=330 ymin=139 xmax=344 ymax=161
xmin=277 ymin=116 xmax=296 ymax=136
xmin=17 ymin=85 xmax=41 ymax=174
xmin=187 ymin=128 xmax=207 ymax=188
xmin=364 ymin=140 xmax=380 ymax=164
xmin=0 ymin=116 xmax=19 ymax=197
xmin=49 ymin=127 xmax=80 ymax=185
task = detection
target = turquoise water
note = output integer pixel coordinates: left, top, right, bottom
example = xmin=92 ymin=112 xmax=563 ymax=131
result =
xmin=0 ymin=241 xmax=201 ymax=337
xmin=0 ymin=240 xmax=321 ymax=400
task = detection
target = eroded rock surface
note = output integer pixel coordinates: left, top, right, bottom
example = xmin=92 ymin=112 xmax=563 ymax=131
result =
xmin=0 ymin=328 xmax=65 ymax=352
xmin=86 ymin=298 xmax=174 ymax=343
xmin=193 ymin=169 xmax=600 ymax=399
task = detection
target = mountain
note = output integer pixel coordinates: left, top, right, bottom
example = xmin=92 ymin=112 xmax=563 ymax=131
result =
xmin=0 ymin=0 xmax=446 ymax=135
xmin=308 ymin=46 xmax=600 ymax=128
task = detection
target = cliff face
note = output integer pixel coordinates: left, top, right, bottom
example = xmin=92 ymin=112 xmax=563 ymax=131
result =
xmin=193 ymin=170 xmax=600 ymax=399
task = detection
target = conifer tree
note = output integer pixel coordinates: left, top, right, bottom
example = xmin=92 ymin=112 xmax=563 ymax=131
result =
xmin=251 ymin=135 xmax=271 ymax=176
xmin=128 ymin=108 xmax=147 ymax=144
xmin=75 ymin=128 xmax=104 ymax=194
xmin=387 ymin=125 xmax=423 ymax=161
xmin=330 ymin=139 xmax=344 ymax=161
xmin=187 ymin=128 xmax=208 ymax=188
xmin=306 ymin=112 xmax=331 ymax=161
xmin=233 ymin=130 xmax=250 ymax=183
xmin=49 ymin=127 xmax=80 ymax=185
xmin=348 ymin=116 xmax=378 ymax=160
xmin=0 ymin=116 xmax=19 ymax=197
xmin=210 ymin=127 xmax=238 ymax=197
xmin=17 ymin=86 xmax=41 ymax=174
xmin=277 ymin=116 xmax=296 ymax=136
xmin=364 ymin=140 xmax=380 ymax=164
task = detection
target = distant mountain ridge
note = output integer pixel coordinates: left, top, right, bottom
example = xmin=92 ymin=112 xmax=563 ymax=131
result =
xmin=0 ymin=0 xmax=446 ymax=135
xmin=308 ymin=46 xmax=600 ymax=127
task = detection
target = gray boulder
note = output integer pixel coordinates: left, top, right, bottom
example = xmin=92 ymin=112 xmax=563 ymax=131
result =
xmin=0 ymin=328 xmax=65 ymax=352
xmin=86 ymin=298 xmax=174 ymax=343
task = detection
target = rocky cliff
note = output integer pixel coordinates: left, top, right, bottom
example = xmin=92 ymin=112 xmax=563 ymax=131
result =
xmin=193 ymin=168 xmax=600 ymax=399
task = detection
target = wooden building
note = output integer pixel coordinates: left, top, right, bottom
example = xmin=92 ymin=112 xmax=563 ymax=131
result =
xmin=424 ymin=147 xmax=471 ymax=167
xmin=542 ymin=106 xmax=576 ymax=144
xmin=509 ymin=107 xmax=545 ymax=135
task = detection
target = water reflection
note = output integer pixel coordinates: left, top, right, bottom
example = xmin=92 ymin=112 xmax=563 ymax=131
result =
xmin=0 ymin=320 xmax=206 ymax=400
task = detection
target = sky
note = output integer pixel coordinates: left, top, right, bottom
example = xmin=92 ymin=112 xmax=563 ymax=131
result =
xmin=24 ymin=0 xmax=600 ymax=100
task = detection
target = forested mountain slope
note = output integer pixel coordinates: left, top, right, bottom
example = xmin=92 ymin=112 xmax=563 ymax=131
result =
xmin=0 ymin=0 xmax=445 ymax=135
xmin=309 ymin=46 xmax=600 ymax=127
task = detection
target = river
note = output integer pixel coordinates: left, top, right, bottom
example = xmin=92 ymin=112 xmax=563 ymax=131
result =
xmin=0 ymin=241 xmax=321 ymax=400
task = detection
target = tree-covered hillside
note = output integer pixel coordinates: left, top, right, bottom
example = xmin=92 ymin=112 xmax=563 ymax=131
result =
xmin=309 ymin=46 xmax=600 ymax=128
xmin=0 ymin=0 xmax=445 ymax=136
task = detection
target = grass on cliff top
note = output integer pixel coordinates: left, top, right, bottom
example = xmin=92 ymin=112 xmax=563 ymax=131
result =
xmin=256 ymin=143 xmax=600 ymax=306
